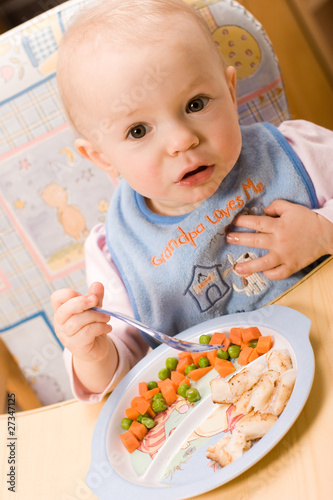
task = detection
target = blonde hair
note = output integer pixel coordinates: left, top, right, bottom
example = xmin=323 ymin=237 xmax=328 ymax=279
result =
xmin=57 ymin=0 xmax=222 ymax=134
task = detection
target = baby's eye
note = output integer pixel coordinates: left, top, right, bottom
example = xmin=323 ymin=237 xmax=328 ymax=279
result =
xmin=186 ymin=96 xmax=210 ymax=113
xmin=128 ymin=124 xmax=147 ymax=139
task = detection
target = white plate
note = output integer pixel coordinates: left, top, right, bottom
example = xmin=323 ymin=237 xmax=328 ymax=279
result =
xmin=87 ymin=305 xmax=314 ymax=499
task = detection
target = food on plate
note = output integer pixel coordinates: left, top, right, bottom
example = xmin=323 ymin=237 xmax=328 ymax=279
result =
xmin=119 ymin=429 xmax=141 ymax=453
xmin=266 ymin=349 xmax=293 ymax=374
xmin=198 ymin=356 xmax=210 ymax=368
xmin=206 ymin=411 xmax=278 ymax=465
xmin=187 ymin=365 xmax=214 ymax=381
xmin=185 ymin=387 xmax=201 ymax=403
xmin=246 ymin=370 xmax=280 ymax=413
xmin=230 ymin=389 xmax=252 ymax=418
xmin=214 ymin=358 xmax=236 ymax=378
xmin=207 ymin=349 xmax=296 ymax=467
xmin=165 ymin=357 xmax=179 ymax=371
xmin=264 ymin=368 xmax=297 ymax=416
xmin=210 ymin=363 xmax=265 ymax=404
xmin=119 ymin=353 xmax=202 ymax=453
xmin=235 ymin=411 xmax=278 ymax=440
xmin=119 ymin=325 xmax=275 ymax=454
xmin=206 ymin=429 xmax=251 ymax=467
xmin=199 ymin=334 xmax=212 ymax=345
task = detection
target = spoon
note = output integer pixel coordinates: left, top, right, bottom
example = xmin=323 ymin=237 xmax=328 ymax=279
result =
xmin=92 ymin=307 xmax=225 ymax=352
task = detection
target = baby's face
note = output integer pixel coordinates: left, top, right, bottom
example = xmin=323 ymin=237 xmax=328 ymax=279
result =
xmin=78 ymin=23 xmax=242 ymax=216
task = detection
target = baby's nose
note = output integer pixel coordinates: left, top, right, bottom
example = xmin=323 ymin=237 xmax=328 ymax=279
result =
xmin=166 ymin=122 xmax=199 ymax=156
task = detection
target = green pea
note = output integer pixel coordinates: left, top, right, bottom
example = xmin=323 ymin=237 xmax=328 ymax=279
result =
xmin=177 ymin=383 xmax=189 ymax=398
xmin=152 ymin=398 xmax=168 ymax=413
xmin=147 ymin=380 xmax=158 ymax=390
xmin=217 ymin=348 xmax=229 ymax=360
xmin=186 ymin=388 xmax=201 ymax=403
xmin=165 ymin=357 xmax=179 ymax=371
xmin=136 ymin=413 xmax=148 ymax=423
xmin=158 ymin=367 xmax=171 ymax=380
xmin=141 ymin=416 xmax=155 ymax=429
xmin=248 ymin=340 xmax=258 ymax=348
xmin=198 ymin=356 xmax=210 ymax=368
xmin=228 ymin=344 xmax=241 ymax=358
xmin=120 ymin=417 xmax=132 ymax=430
xmin=152 ymin=392 xmax=164 ymax=401
xmin=199 ymin=334 xmax=212 ymax=345
xmin=184 ymin=364 xmax=197 ymax=375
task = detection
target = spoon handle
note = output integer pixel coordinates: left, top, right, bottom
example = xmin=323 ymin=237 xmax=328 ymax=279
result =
xmin=91 ymin=307 xmax=224 ymax=352
xmin=93 ymin=307 xmax=166 ymax=342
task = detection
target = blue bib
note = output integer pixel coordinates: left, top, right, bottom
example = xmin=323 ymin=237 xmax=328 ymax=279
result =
xmin=106 ymin=123 xmax=317 ymax=347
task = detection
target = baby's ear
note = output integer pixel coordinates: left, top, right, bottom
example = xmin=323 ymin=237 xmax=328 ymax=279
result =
xmin=225 ymin=66 xmax=238 ymax=111
xmin=75 ymin=138 xmax=120 ymax=177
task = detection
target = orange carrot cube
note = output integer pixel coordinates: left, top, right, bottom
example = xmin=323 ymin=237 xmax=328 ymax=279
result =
xmin=120 ymin=430 xmax=140 ymax=453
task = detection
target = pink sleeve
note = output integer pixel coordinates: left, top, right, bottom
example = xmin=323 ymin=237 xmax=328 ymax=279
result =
xmin=278 ymin=120 xmax=333 ymax=223
xmin=64 ymin=224 xmax=149 ymax=403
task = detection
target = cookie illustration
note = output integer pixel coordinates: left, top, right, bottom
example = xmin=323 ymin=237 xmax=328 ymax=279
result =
xmin=213 ymin=25 xmax=261 ymax=79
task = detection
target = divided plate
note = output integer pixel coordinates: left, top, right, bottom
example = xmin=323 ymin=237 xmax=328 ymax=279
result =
xmin=87 ymin=305 xmax=314 ymax=499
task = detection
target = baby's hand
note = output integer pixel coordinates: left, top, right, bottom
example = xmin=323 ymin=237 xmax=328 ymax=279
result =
xmin=51 ymin=282 xmax=112 ymax=362
xmin=226 ymin=200 xmax=332 ymax=280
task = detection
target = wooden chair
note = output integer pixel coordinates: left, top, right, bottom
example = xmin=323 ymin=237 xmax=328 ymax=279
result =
xmin=0 ymin=337 xmax=42 ymax=413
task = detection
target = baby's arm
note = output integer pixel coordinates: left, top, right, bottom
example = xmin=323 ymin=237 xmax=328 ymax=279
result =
xmin=226 ymin=200 xmax=333 ymax=279
xmin=52 ymin=281 xmax=118 ymax=394
xmin=55 ymin=224 xmax=149 ymax=400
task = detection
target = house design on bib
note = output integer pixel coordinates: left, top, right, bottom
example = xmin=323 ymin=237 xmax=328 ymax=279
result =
xmin=185 ymin=264 xmax=230 ymax=312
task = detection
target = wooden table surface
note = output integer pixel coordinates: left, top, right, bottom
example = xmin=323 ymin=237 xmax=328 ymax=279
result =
xmin=1 ymin=257 xmax=333 ymax=500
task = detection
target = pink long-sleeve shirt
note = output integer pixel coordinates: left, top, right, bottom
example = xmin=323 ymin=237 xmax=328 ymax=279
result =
xmin=63 ymin=120 xmax=333 ymax=402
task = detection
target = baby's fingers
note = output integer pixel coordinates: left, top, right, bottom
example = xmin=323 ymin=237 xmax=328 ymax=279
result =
xmin=62 ymin=308 xmax=111 ymax=337
xmin=231 ymin=214 xmax=274 ymax=233
xmin=51 ymin=288 xmax=81 ymax=313
xmin=226 ymin=230 xmax=272 ymax=249
xmin=263 ymin=264 xmax=294 ymax=281
xmin=54 ymin=293 xmax=95 ymax=324
xmin=234 ymin=253 xmax=280 ymax=276
xmin=62 ymin=321 xmax=112 ymax=353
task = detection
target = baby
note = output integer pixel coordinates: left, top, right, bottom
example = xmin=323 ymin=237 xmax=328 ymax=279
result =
xmin=52 ymin=0 xmax=333 ymax=400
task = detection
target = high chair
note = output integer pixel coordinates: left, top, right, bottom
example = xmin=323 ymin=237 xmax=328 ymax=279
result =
xmin=0 ymin=0 xmax=290 ymax=410
xmin=0 ymin=337 xmax=42 ymax=413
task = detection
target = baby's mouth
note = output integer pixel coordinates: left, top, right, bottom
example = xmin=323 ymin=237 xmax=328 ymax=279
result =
xmin=181 ymin=165 xmax=209 ymax=180
xmin=176 ymin=164 xmax=215 ymax=187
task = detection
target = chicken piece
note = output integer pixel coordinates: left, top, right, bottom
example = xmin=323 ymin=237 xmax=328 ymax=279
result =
xmin=264 ymin=368 xmax=297 ymax=416
xmin=230 ymin=389 xmax=252 ymax=417
xmin=236 ymin=411 xmax=278 ymax=440
xmin=206 ymin=429 xmax=251 ymax=467
xmin=246 ymin=370 xmax=280 ymax=413
xmin=211 ymin=362 xmax=265 ymax=404
xmin=267 ymin=349 xmax=293 ymax=375
xmin=210 ymin=377 xmax=234 ymax=404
